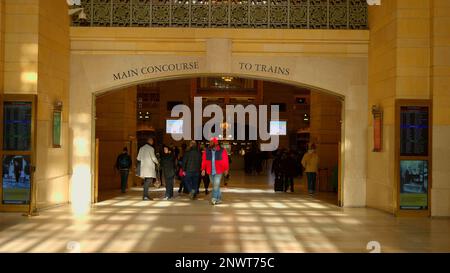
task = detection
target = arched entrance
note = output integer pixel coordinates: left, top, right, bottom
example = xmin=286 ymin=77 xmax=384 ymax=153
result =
xmin=69 ymin=31 xmax=368 ymax=215
xmin=93 ymin=76 xmax=343 ymax=205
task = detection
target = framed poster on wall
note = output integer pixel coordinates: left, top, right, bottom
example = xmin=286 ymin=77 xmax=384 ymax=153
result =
xmin=399 ymin=160 xmax=428 ymax=210
xmin=396 ymin=100 xmax=432 ymax=216
xmin=2 ymin=155 xmax=31 ymax=205
xmin=53 ymin=110 xmax=62 ymax=148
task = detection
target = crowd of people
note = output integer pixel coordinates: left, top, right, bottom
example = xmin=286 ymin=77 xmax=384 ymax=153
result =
xmin=243 ymin=148 xmax=270 ymax=175
xmin=271 ymin=145 xmax=320 ymax=195
xmin=116 ymin=138 xmax=321 ymax=204
xmin=116 ymin=137 xmax=229 ymax=205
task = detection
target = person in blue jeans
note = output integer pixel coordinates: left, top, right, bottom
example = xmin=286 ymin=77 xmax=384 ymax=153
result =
xmin=182 ymin=141 xmax=202 ymax=200
xmin=301 ymin=143 xmax=319 ymax=195
xmin=116 ymin=147 xmax=132 ymax=193
xmin=201 ymin=137 xmax=229 ymax=205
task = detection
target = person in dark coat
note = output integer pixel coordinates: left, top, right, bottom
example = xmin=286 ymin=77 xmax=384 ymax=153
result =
xmin=182 ymin=141 xmax=202 ymax=200
xmin=248 ymin=147 xmax=257 ymax=175
xmin=271 ymin=151 xmax=282 ymax=180
xmin=244 ymin=149 xmax=252 ymax=174
xmin=160 ymin=145 xmax=177 ymax=200
xmin=116 ymin=147 xmax=132 ymax=193
xmin=282 ymin=151 xmax=297 ymax=193
xmin=255 ymin=150 xmax=263 ymax=175
xmin=177 ymin=142 xmax=189 ymax=194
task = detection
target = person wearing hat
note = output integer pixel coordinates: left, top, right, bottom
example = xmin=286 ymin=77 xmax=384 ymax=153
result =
xmin=301 ymin=143 xmax=320 ymax=196
xmin=201 ymin=137 xmax=229 ymax=205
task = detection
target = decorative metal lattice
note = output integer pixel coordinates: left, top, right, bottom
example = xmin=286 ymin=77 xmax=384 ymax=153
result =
xmin=71 ymin=0 xmax=368 ymax=29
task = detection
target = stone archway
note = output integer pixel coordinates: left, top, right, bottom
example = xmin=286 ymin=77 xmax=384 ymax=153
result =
xmin=69 ymin=53 xmax=368 ymax=214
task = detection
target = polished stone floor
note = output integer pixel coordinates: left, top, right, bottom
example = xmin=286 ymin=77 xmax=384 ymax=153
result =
xmin=0 ymin=172 xmax=449 ymax=253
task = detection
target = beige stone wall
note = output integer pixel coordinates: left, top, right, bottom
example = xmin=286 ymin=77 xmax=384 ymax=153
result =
xmin=95 ymin=86 xmax=136 ymax=194
xmin=368 ymin=0 xmax=434 ymax=214
xmin=368 ymin=0 xmax=450 ymax=216
xmin=310 ymin=92 xmax=342 ymax=191
xmin=0 ymin=0 xmax=4 ymax=94
xmin=262 ymin=81 xmax=310 ymax=150
xmin=1 ymin=0 xmax=70 ymax=209
xmin=431 ymin=0 xmax=450 ymax=216
xmin=368 ymin=0 xmax=401 ymax=214
xmin=34 ymin=0 xmax=70 ymax=209
xmin=157 ymin=79 xmax=192 ymax=145
xmin=3 ymin=0 xmax=39 ymax=94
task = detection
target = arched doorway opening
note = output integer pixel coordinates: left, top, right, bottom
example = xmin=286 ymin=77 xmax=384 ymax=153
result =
xmin=94 ymin=76 xmax=343 ymax=205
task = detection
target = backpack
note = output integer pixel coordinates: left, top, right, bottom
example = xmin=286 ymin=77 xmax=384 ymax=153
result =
xmin=118 ymin=155 xmax=131 ymax=170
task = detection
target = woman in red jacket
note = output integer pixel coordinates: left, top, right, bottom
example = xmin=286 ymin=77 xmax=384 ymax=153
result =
xmin=201 ymin=137 xmax=229 ymax=205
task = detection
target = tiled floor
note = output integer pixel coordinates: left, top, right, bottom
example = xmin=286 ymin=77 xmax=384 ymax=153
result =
xmin=0 ymin=172 xmax=449 ymax=253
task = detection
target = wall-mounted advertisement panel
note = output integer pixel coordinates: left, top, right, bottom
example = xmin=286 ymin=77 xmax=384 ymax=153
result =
xmin=2 ymin=155 xmax=31 ymax=205
xmin=400 ymin=160 xmax=428 ymax=210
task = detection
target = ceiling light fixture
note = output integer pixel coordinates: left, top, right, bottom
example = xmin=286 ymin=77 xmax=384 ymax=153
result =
xmin=222 ymin=76 xmax=233 ymax=82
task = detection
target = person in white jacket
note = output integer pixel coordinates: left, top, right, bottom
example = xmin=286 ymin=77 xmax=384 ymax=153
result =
xmin=137 ymin=138 xmax=159 ymax=200
xmin=301 ymin=143 xmax=319 ymax=196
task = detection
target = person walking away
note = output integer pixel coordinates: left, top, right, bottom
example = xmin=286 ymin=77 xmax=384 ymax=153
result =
xmin=255 ymin=149 xmax=263 ymax=175
xmin=271 ymin=151 xmax=282 ymax=181
xmin=137 ymin=138 xmax=159 ymax=200
xmin=301 ymin=144 xmax=319 ymax=196
xmin=201 ymin=137 xmax=229 ymax=205
xmin=244 ymin=149 xmax=251 ymax=174
xmin=160 ymin=145 xmax=176 ymax=200
xmin=183 ymin=141 xmax=202 ymax=200
xmin=283 ymin=151 xmax=297 ymax=193
xmin=116 ymin=147 xmax=132 ymax=193
xmin=272 ymin=151 xmax=285 ymax=192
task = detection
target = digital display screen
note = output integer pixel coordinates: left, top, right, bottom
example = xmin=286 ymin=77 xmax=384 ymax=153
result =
xmin=400 ymin=106 xmax=429 ymax=156
xmin=3 ymin=102 xmax=32 ymax=151
xmin=166 ymin=120 xmax=183 ymax=134
xmin=270 ymin=121 xmax=287 ymax=136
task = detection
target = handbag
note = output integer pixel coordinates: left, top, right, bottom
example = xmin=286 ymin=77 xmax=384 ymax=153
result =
xmin=178 ymin=167 xmax=186 ymax=178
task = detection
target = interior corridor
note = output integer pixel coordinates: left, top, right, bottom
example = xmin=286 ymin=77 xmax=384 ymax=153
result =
xmin=0 ymin=172 xmax=449 ymax=253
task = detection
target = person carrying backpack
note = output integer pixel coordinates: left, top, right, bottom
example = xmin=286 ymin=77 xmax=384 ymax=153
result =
xmin=116 ymin=147 xmax=132 ymax=193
